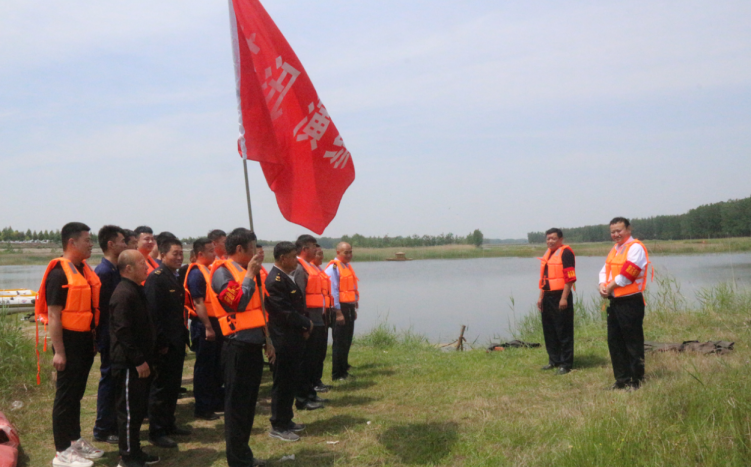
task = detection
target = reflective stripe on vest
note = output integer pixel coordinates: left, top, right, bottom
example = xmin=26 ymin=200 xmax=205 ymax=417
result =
xmin=605 ymin=239 xmax=650 ymax=297
xmin=35 ymin=258 xmax=101 ymax=332
xmin=183 ymin=263 xmax=219 ymax=318
xmin=298 ymin=258 xmax=325 ymax=309
xmin=207 ymin=260 xmax=267 ymax=336
xmin=327 ymin=259 xmax=358 ymax=303
xmin=538 ymin=245 xmax=573 ymax=291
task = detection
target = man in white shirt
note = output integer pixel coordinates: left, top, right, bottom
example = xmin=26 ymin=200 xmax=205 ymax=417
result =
xmin=599 ymin=217 xmax=650 ymax=390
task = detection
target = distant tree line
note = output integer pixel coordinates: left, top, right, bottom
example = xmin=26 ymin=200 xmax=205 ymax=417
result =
xmin=1 ymin=227 xmax=63 ymax=243
xmin=184 ymin=230 xmax=487 ymax=250
xmin=527 ymin=195 xmax=751 ymax=243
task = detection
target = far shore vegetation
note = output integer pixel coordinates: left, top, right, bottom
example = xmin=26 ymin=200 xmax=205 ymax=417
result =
xmin=3 ymin=276 xmax=751 ymax=465
xmin=2 ymin=236 xmax=751 ymax=267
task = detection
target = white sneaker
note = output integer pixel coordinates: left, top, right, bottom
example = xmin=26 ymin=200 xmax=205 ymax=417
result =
xmin=71 ymin=438 xmax=104 ymax=459
xmin=52 ymin=447 xmax=94 ymax=467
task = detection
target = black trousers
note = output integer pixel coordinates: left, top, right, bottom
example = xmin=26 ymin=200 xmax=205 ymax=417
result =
xmin=607 ymin=293 xmax=645 ymax=387
xmin=270 ymin=347 xmax=303 ymax=430
xmin=296 ymin=322 xmax=328 ymax=401
xmin=94 ymin=333 xmax=117 ymax=439
xmin=332 ymin=304 xmax=355 ymax=380
xmin=148 ymin=344 xmax=186 ymax=438
xmin=223 ymin=340 xmax=264 ymax=467
xmin=53 ymin=330 xmax=95 ymax=452
xmin=540 ymin=291 xmax=575 ymax=369
xmin=192 ymin=318 xmax=225 ymax=415
xmin=113 ymin=366 xmax=152 ymax=461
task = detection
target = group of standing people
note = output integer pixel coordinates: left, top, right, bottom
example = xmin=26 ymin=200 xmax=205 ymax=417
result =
xmin=536 ymin=217 xmax=650 ymax=391
xmin=36 ymin=223 xmax=360 ymax=467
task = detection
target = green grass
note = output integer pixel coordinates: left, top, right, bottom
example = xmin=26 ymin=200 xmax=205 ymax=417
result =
xmin=4 ymin=279 xmax=751 ymax=466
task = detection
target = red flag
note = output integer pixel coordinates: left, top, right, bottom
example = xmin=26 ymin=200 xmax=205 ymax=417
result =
xmin=228 ymin=0 xmax=355 ymax=235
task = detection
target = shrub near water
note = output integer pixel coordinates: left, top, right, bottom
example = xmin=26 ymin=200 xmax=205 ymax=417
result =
xmin=0 ymin=311 xmax=44 ymax=407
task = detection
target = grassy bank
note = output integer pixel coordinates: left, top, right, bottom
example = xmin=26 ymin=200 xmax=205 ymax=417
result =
xmin=3 ymin=278 xmax=751 ymax=466
xmin=2 ymin=237 xmax=751 ymax=267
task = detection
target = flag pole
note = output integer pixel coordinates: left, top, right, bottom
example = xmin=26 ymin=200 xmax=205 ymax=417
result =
xmin=242 ymin=157 xmax=255 ymax=232
xmin=242 ymin=156 xmax=275 ymax=362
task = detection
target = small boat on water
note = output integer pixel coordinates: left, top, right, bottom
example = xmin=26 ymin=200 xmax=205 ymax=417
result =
xmin=0 ymin=289 xmax=37 ymax=307
xmin=385 ymin=252 xmax=412 ymax=261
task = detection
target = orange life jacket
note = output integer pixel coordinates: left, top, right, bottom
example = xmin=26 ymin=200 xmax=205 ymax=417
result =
xmin=538 ymin=245 xmax=574 ymax=291
xmin=34 ymin=257 xmax=101 ymax=384
xmin=208 ymin=259 xmax=267 ymax=336
xmin=297 ymin=258 xmax=326 ymax=309
xmin=327 ymin=259 xmax=359 ymax=303
xmin=183 ymin=263 xmax=219 ymax=319
xmin=605 ymin=239 xmax=651 ymax=297
xmin=35 ymin=258 xmax=101 ymax=331
xmin=144 ymin=253 xmax=159 ymax=275
xmin=316 ymin=264 xmax=333 ymax=308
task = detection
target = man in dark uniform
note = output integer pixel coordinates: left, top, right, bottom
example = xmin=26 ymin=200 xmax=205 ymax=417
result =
xmin=291 ymin=235 xmax=327 ymax=410
xmin=144 ymin=237 xmax=190 ymax=448
xmin=266 ymin=242 xmax=314 ymax=442
xmin=93 ymin=225 xmax=127 ymax=445
xmin=536 ymin=228 xmax=576 ymax=375
xmin=211 ymin=228 xmax=270 ymax=467
xmin=110 ymin=250 xmax=159 ymax=467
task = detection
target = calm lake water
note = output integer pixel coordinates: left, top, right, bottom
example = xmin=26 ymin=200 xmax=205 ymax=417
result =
xmin=3 ymin=253 xmax=750 ymax=343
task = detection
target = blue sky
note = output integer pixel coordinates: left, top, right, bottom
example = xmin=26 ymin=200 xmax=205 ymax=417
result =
xmin=1 ymin=1 xmax=750 ymax=240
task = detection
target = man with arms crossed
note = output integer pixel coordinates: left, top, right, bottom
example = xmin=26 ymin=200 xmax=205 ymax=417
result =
xmin=599 ymin=217 xmax=650 ymax=390
xmin=537 ymin=228 xmax=576 ymax=375
xmin=109 ymin=250 xmax=159 ymax=467
xmin=36 ymin=222 xmax=104 ymax=466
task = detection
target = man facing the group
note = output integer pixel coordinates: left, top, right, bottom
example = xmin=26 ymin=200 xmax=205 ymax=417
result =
xmin=537 ymin=228 xmax=576 ymax=375
xmin=599 ymin=217 xmax=650 ymax=390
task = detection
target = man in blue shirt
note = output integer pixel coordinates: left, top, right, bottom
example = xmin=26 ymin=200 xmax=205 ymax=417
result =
xmin=93 ymin=225 xmax=127 ymax=444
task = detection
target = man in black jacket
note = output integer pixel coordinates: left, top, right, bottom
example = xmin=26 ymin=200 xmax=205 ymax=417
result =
xmin=144 ymin=237 xmax=190 ymax=448
xmin=109 ymin=250 xmax=159 ymax=467
xmin=265 ymin=242 xmax=313 ymax=442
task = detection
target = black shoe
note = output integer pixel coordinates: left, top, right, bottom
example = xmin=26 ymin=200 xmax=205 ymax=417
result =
xmin=252 ymin=459 xmax=267 ymax=467
xmin=268 ymin=429 xmax=300 ymax=442
xmin=556 ymin=367 xmax=571 ymax=375
xmin=309 ymin=395 xmax=329 ymax=403
xmin=137 ymin=452 xmax=160 ymax=465
xmin=287 ymin=422 xmax=306 ymax=432
xmin=118 ymin=458 xmax=146 ymax=467
xmin=195 ymin=411 xmax=220 ymax=421
xmin=149 ymin=436 xmax=177 ymax=448
xmin=541 ymin=364 xmax=556 ymax=370
xmin=94 ymin=434 xmax=119 ymax=444
xmin=295 ymin=400 xmax=324 ymax=411
xmin=179 ymin=387 xmax=188 ymax=394
xmin=169 ymin=426 xmax=192 ymax=436
xmin=314 ymin=385 xmax=330 ymax=393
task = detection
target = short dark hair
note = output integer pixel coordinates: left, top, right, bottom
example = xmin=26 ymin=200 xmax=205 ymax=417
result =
xmin=158 ymin=237 xmax=182 ymax=256
xmin=274 ymin=241 xmax=297 ymax=260
xmin=193 ymin=237 xmax=212 ymax=256
xmin=98 ymin=225 xmax=125 ymax=252
xmin=207 ymin=229 xmax=226 ymax=242
xmin=295 ymin=234 xmax=317 ymax=252
xmin=156 ymin=231 xmax=177 ymax=250
xmin=610 ymin=217 xmax=630 ymax=227
xmin=226 ymin=228 xmax=257 ymax=255
xmin=123 ymin=229 xmax=136 ymax=244
xmin=134 ymin=226 xmax=153 ymax=237
xmin=545 ymin=228 xmax=563 ymax=239
xmin=61 ymin=222 xmax=90 ymax=251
